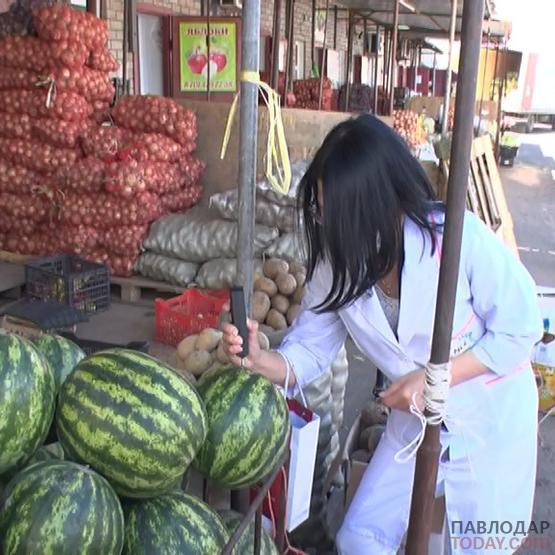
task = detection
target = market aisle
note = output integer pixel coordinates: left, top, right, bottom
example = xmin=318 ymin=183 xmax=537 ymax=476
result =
xmin=501 ymin=131 xmax=555 ymax=554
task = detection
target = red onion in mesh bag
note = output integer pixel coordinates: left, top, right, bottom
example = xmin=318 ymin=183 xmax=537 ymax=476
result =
xmin=34 ymin=5 xmax=108 ymax=50
xmin=0 ymin=89 xmax=92 ymax=121
xmin=81 ymin=126 xmax=130 ymax=160
xmin=0 ymin=113 xmax=33 ymax=140
xmin=115 ymin=133 xmax=185 ymax=163
xmin=56 ymin=158 xmax=106 ymax=192
xmin=101 ymin=224 xmax=149 ymax=255
xmin=159 ymin=184 xmax=203 ymax=213
xmin=0 ymin=161 xmax=54 ymax=194
xmin=87 ymin=47 xmax=118 ymax=72
xmin=32 ymin=118 xmax=93 ymax=149
xmin=0 ymin=137 xmax=80 ymax=173
xmin=112 ymin=95 xmax=197 ymax=148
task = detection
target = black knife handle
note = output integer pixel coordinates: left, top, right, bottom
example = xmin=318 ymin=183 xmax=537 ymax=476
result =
xmin=230 ymin=286 xmax=249 ymax=359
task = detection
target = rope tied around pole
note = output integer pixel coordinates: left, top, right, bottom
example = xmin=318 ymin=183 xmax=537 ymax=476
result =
xmin=220 ymin=71 xmax=292 ymax=196
xmin=394 ymin=361 xmax=451 ymax=464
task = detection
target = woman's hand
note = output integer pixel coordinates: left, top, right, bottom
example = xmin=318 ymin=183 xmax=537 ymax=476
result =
xmin=379 ymin=368 xmax=425 ymax=412
xmin=220 ymin=302 xmax=262 ymax=368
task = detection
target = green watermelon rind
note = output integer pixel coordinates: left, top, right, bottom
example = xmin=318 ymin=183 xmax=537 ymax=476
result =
xmin=31 ymin=334 xmax=86 ymax=393
xmin=123 ymin=491 xmax=230 ymax=554
xmin=0 ymin=460 xmax=124 ymax=555
xmin=0 ymin=334 xmax=56 ymax=477
xmin=193 ymin=365 xmax=290 ymax=489
xmin=56 ymin=348 xmax=208 ymax=498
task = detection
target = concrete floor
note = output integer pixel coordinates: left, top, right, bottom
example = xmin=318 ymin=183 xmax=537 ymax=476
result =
xmin=501 ymin=130 xmax=555 ymax=555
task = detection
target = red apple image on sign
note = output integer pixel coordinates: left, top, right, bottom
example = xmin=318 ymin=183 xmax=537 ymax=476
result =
xmin=209 ymin=51 xmax=227 ymax=73
xmin=187 ymin=50 xmax=207 ymax=75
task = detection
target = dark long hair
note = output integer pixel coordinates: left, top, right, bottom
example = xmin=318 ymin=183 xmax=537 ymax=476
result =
xmin=298 ymin=113 xmax=443 ymax=312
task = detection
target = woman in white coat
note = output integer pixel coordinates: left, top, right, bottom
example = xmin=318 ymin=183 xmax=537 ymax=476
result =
xmin=222 ymin=114 xmax=543 ymax=554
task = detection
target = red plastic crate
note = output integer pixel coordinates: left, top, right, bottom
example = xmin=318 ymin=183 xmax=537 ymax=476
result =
xmin=155 ymin=288 xmax=229 ymax=346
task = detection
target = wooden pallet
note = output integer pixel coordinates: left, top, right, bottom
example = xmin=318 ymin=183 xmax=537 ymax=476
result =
xmin=0 ymin=251 xmax=32 ymax=265
xmin=111 ymin=275 xmax=186 ymax=304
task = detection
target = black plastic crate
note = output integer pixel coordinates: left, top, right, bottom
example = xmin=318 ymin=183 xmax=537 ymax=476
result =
xmin=25 ymin=254 xmax=110 ymax=314
xmin=59 ymin=332 xmax=149 ymax=357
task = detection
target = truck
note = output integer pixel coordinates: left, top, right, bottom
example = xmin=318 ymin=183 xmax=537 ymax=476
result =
xmin=502 ymin=52 xmax=555 ymax=133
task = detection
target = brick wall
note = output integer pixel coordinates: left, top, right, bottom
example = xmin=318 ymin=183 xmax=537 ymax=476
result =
xmin=105 ymin=0 xmax=363 ymax=88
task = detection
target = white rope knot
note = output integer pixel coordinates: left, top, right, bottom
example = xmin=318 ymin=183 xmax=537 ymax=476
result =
xmin=394 ymin=361 xmax=452 ymax=464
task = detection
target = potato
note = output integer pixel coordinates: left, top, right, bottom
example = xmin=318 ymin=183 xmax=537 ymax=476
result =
xmin=293 ymin=272 xmax=306 ymax=288
xmin=183 ymin=350 xmax=212 ymax=376
xmin=286 ymin=303 xmax=301 ymax=325
xmin=263 ymin=258 xmax=289 ymax=279
xmin=266 ymin=308 xmax=288 ymax=331
xmin=216 ymin=341 xmax=230 ymax=364
xmin=252 ymin=291 xmax=271 ymax=323
xmin=271 ymin=294 xmax=290 ymax=314
xmin=257 ymin=331 xmax=270 ymax=351
xmin=360 ymin=400 xmax=389 ymax=427
xmin=259 ymin=324 xmax=275 ymax=337
xmin=254 ymin=276 xmax=278 ymax=297
xmin=177 ymin=335 xmax=198 ymax=361
xmin=195 ymin=328 xmax=222 ymax=352
xmin=275 ymin=272 xmax=297 ymax=296
xmin=292 ymin=285 xmax=305 ymax=305
xmin=289 ymin=260 xmax=306 ymax=275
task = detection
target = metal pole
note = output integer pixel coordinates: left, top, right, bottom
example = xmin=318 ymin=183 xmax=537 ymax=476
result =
xmin=405 ymin=1 xmax=485 ymax=554
xmin=318 ymin=0 xmax=330 ymax=110
xmin=432 ymin=52 xmax=437 ymax=96
xmin=373 ymin=25 xmax=380 ymax=114
xmin=284 ymin=0 xmax=295 ymax=100
xmin=236 ymin=0 xmax=260 ymax=316
xmin=122 ymin=0 xmax=128 ymax=95
xmin=442 ymin=0 xmax=458 ymax=133
xmin=271 ymin=0 xmax=283 ymax=90
xmin=344 ymin=10 xmax=354 ymax=112
xmin=333 ymin=5 xmax=338 ymax=49
xmin=389 ymin=0 xmax=400 ymax=115
xmin=311 ymin=0 xmax=316 ymax=72
xmin=382 ymin=29 xmax=390 ymax=112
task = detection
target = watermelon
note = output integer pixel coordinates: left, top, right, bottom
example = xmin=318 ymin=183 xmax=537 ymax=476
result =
xmin=32 ymin=334 xmax=86 ymax=392
xmin=220 ymin=509 xmax=279 ymax=555
xmin=123 ymin=491 xmax=230 ymax=554
xmin=0 ymin=460 xmax=124 ymax=555
xmin=56 ymin=348 xmax=208 ymax=498
xmin=0 ymin=333 xmax=56 ymax=476
xmin=194 ymin=365 xmax=289 ymax=489
xmin=26 ymin=442 xmax=65 ymax=467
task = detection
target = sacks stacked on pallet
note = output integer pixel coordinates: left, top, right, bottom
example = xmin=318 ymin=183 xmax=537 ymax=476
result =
xmin=137 ymin=161 xmax=309 ymax=287
xmin=58 ymin=96 xmax=204 ymax=276
xmin=0 ymin=5 xmax=204 ymax=276
xmin=338 ymin=83 xmax=373 ymax=113
xmin=137 ymin=205 xmax=274 ymax=287
xmin=293 ymin=78 xmax=333 ymax=111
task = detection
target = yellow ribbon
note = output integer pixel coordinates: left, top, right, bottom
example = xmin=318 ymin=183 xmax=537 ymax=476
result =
xmin=220 ymin=70 xmax=292 ymax=196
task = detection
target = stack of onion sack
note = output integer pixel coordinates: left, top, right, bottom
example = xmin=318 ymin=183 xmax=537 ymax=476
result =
xmin=0 ymin=4 xmax=116 ymax=259
xmin=55 ymin=96 xmax=204 ymax=276
xmin=293 ymin=78 xmax=332 ymax=111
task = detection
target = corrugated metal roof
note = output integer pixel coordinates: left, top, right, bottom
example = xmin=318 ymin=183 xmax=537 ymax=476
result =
xmin=338 ymin=0 xmax=502 ymax=38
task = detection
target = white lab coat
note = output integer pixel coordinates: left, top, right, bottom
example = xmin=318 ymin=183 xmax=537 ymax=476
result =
xmin=279 ymin=211 xmax=543 ymax=554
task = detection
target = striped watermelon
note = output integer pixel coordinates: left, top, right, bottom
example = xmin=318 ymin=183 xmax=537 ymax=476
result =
xmin=123 ymin=491 xmax=229 ymax=554
xmin=32 ymin=334 xmax=86 ymax=392
xmin=194 ymin=365 xmax=289 ymax=489
xmin=0 ymin=460 xmax=124 ymax=554
xmin=56 ymin=348 xmax=208 ymax=498
xmin=220 ymin=510 xmax=279 ymax=555
xmin=0 ymin=334 xmax=56 ymax=476
xmin=26 ymin=442 xmax=65 ymax=467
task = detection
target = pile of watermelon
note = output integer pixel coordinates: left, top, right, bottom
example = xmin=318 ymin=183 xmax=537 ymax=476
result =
xmin=0 ymin=332 xmax=289 ymax=554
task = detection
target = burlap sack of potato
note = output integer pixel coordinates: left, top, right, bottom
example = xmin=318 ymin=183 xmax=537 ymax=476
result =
xmin=135 ymin=253 xmax=199 ymax=286
xmin=144 ymin=206 xmax=278 ymax=263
